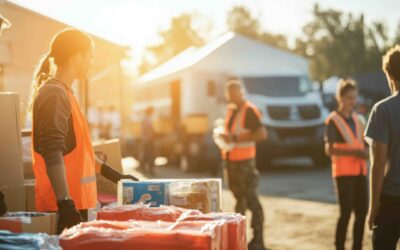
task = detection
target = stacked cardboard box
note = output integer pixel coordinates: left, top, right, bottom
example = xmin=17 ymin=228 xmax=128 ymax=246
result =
xmin=118 ymin=179 xmax=222 ymax=213
xmin=93 ymin=139 xmax=123 ymax=196
xmin=0 ymin=212 xmax=57 ymax=235
xmin=0 ymin=93 xmax=25 ymax=212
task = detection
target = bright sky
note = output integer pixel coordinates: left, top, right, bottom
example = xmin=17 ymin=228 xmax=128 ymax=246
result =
xmin=8 ymin=0 xmax=400 ymax=70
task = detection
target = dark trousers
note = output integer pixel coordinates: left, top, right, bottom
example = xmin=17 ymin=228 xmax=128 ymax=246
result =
xmin=141 ymin=142 xmax=155 ymax=172
xmin=225 ymin=159 xmax=264 ymax=246
xmin=334 ymin=175 xmax=368 ymax=250
xmin=373 ymin=195 xmax=400 ymax=250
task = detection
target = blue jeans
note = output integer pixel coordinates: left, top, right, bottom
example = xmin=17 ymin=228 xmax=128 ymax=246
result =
xmin=373 ymin=195 xmax=400 ymax=250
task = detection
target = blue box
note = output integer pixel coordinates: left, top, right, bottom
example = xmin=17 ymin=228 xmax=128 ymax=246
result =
xmin=118 ymin=180 xmax=168 ymax=207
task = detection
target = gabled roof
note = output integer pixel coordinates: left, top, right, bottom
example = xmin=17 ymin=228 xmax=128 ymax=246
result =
xmin=4 ymin=0 xmax=128 ymax=51
xmin=139 ymin=32 xmax=309 ymax=83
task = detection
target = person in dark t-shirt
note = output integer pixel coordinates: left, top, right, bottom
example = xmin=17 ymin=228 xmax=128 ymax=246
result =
xmin=365 ymin=45 xmax=400 ymax=250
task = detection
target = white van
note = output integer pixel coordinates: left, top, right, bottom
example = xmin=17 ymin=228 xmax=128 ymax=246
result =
xmin=135 ymin=33 xmax=329 ymax=170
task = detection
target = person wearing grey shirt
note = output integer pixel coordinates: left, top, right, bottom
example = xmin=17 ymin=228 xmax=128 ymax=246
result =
xmin=365 ymin=45 xmax=400 ymax=250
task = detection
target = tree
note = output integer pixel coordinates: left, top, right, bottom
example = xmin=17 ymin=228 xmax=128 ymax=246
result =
xmin=295 ymin=4 xmax=389 ymax=82
xmin=227 ymin=6 xmax=260 ymax=39
xmin=394 ymin=21 xmax=400 ymax=45
xmin=226 ymin=6 xmax=288 ymax=50
xmin=139 ymin=13 xmax=205 ymax=75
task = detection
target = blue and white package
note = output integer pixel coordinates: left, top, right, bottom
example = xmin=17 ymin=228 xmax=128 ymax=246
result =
xmin=118 ymin=180 xmax=169 ymax=207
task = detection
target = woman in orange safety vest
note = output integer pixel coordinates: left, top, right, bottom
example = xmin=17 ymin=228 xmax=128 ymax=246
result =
xmin=325 ymin=79 xmax=368 ymax=250
xmin=30 ymin=29 xmax=137 ymax=234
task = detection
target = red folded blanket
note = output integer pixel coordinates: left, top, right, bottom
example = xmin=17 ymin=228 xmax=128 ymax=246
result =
xmin=60 ymin=220 xmax=227 ymax=250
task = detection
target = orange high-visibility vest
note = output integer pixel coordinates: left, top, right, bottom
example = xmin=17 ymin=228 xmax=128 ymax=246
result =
xmin=222 ymin=101 xmax=262 ymax=162
xmin=325 ymin=111 xmax=367 ymax=177
xmin=32 ymin=85 xmax=97 ymax=212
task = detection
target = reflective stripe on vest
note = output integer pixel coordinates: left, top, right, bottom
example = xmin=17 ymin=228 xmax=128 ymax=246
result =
xmin=32 ymin=84 xmax=97 ymax=212
xmin=326 ymin=111 xmax=367 ymax=177
xmin=222 ymin=101 xmax=261 ymax=161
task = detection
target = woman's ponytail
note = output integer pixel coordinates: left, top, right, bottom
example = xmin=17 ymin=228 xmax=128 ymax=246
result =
xmin=28 ymin=52 xmax=51 ymax=114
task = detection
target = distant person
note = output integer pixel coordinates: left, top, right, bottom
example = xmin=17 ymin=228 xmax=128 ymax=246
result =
xmin=218 ymin=79 xmax=267 ymax=250
xmin=365 ymin=45 xmax=400 ymax=250
xmin=141 ymin=106 xmax=156 ymax=176
xmin=87 ymin=105 xmax=100 ymax=140
xmin=325 ymin=79 xmax=368 ymax=250
xmin=107 ymin=106 xmax=121 ymax=138
xmin=98 ymin=105 xmax=111 ymax=139
xmin=29 ymin=28 xmax=137 ymax=233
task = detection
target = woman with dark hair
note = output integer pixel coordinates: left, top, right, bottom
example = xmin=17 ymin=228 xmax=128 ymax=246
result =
xmin=30 ymin=28 xmax=137 ymax=233
xmin=325 ymin=79 xmax=369 ymax=250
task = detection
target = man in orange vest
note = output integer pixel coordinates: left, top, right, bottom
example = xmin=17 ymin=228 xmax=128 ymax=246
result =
xmin=325 ymin=79 xmax=368 ymax=250
xmin=219 ymin=79 xmax=268 ymax=250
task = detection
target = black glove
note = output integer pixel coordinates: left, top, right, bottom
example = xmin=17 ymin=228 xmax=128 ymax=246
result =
xmin=101 ymin=163 xmax=139 ymax=183
xmin=57 ymin=198 xmax=83 ymax=234
xmin=0 ymin=191 xmax=7 ymax=216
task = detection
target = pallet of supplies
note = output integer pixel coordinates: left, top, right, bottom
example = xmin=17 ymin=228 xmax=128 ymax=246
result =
xmin=60 ymin=219 xmax=227 ymax=250
xmin=97 ymin=204 xmax=246 ymax=250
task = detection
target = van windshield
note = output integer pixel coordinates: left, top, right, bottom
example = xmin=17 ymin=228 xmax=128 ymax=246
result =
xmin=243 ymin=76 xmax=313 ymax=97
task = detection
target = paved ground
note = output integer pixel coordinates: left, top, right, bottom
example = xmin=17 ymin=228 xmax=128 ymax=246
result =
xmin=121 ymin=157 xmax=375 ymax=250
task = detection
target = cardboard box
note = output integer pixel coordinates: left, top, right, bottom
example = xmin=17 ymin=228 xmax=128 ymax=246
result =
xmin=0 ymin=93 xmax=24 ymax=186
xmin=118 ymin=179 xmax=222 ymax=213
xmin=0 ymin=184 xmax=26 ymax=212
xmin=24 ymin=179 xmax=36 ymax=212
xmin=118 ymin=180 xmax=169 ymax=207
xmin=0 ymin=212 xmax=57 ymax=235
xmin=93 ymin=139 xmax=123 ymax=173
xmin=168 ymin=179 xmax=222 ymax=213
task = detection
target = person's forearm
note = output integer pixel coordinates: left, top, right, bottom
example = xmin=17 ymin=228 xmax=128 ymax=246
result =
xmin=370 ymin=162 xmax=385 ymax=214
xmin=44 ymin=152 xmax=70 ymax=200
xmin=328 ymin=148 xmax=361 ymax=156
xmin=237 ymin=129 xmax=267 ymax=143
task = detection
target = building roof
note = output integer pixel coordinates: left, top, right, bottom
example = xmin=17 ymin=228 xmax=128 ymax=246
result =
xmin=139 ymin=32 xmax=309 ymax=84
xmin=4 ymin=0 xmax=128 ymax=52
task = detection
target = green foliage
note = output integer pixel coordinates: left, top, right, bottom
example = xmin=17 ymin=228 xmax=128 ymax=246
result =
xmin=139 ymin=4 xmax=400 ymax=82
xmin=226 ymin=5 xmax=288 ymax=50
xmin=294 ymin=4 xmax=393 ymax=82
xmin=139 ymin=14 xmax=205 ymax=75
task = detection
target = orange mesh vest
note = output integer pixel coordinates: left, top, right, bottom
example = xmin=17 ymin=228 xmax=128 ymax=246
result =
xmin=222 ymin=101 xmax=262 ymax=162
xmin=32 ymin=85 xmax=97 ymax=211
xmin=325 ymin=111 xmax=367 ymax=177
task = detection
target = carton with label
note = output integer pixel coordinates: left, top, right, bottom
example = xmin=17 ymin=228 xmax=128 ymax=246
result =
xmin=168 ymin=179 xmax=222 ymax=213
xmin=118 ymin=179 xmax=222 ymax=212
xmin=118 ymin=180 xmax=168 ymax=207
